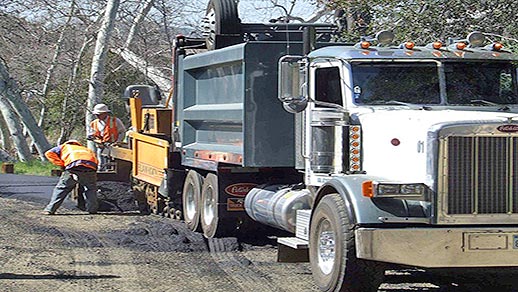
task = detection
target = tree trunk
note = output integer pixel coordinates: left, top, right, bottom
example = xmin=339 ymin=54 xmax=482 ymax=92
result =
xmin=58 ymin=12 xmax=102 ymax=145
xmin=87 ymin=0 xmax=120 ymax=150
xmin=111 ymin=0 xmax=171 ymax=93
xmin=0 ymin=148 xmax=13 ymax=162
xmin=123 ymin=0 xmax=154 ymax=50
xmin=0 ymin=113 xmax=11 ymax=150
xmin=0 ymin=59 xmax=51 ymax=160
xmin=58 ymin=34 xmax=95 ymax=145
xmin=112 ymin=48 xmax=171 ymax=93
xmin=0 ymin=96 xmax=32 ymax=161
xmin=39 ymin=1 xmax=76 ymax=132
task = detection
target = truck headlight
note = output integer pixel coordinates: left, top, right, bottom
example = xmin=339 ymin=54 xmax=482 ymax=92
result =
xmin=362 ymin=181 xmax=429 ymax=201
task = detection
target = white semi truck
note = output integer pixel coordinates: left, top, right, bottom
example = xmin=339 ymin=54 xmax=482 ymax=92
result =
xmin=110 ymin=0 xmax=518 ymax=291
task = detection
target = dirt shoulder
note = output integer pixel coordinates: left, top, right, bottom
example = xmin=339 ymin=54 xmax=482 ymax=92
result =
xmin=0 ymin=175 xmax=511 ymax=292
xmin=0 ymin=186 xmax=318 ymax=292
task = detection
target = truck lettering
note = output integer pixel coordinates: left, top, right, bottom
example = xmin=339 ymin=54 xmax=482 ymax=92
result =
xmin=227 ymin=198 xmax=244 ymax=211
xmin=497 ymin=125 xmax=518 ymax=133
xmin=224 ymin=183 xmax=257 ymax=197
xmin=137 ymin=162 xmax=164 ymax=178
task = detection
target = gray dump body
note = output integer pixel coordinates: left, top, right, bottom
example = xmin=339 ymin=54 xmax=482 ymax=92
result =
xmin=178 ymin=42 xmax=303 ymax=169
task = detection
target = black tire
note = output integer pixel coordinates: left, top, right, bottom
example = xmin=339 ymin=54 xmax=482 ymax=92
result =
xmin=182 ymin=170 xmax=203 ymax=231
xmin=200 ymin=173 xmax=225 ymax=238
xmin=204 ymin=0 xmax=241 ymax=50
xmin=309 ymin=194 xmax=385 ymax=292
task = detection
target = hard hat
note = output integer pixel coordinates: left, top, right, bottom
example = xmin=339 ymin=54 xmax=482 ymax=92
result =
xmin=92 ymin=103 xmax=111 ymax=115
xmin=64 ymin=139 xmax=82 ymax=146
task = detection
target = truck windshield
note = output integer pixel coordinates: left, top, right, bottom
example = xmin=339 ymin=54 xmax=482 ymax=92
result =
xmin=352 ymin=62 xmax=441 ymax=105
xmin=445 ymin=61 xmax=518 ymax=105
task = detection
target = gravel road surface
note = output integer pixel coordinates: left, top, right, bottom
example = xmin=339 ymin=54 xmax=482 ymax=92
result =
xmin=0 ymin=174 xmax=515 ymax=292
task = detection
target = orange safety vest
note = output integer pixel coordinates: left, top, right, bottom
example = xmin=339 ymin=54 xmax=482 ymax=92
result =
xmin=45 ymin=144 xmax=98 ymax=170
xmin=90 ymin=116 xmax=119 ymax=143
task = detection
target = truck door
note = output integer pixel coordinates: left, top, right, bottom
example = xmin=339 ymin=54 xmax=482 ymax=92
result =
xmin=305 ymin=60 xmax=348 ymax=183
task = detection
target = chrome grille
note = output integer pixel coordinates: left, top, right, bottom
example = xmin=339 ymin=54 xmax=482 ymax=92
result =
xmin=445 ymin=136 xmax=518 ymax=215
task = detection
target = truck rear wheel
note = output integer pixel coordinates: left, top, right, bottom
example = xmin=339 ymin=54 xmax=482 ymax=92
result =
xmin=309 ymin=194 xmax=385 ymax=292
xmin=182 ymin=170 xmax=203 ymax=231
xmin=201 ymin=173 xmax=225 ymax=238
xmin=204 ymin=0 xmax=241 ymax=50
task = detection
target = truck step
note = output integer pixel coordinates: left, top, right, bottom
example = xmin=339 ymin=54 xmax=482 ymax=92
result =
xmin=277 ymin=237 xmax=309 ymax=263
xmin=278 ymin=237 xmax=309 ymax=249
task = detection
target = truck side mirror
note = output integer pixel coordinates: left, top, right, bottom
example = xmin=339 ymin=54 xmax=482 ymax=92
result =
xmin=278 ymin=56 xmax=308 ymax=113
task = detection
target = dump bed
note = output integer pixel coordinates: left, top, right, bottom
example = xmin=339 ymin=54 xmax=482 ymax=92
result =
xmin=177 ymin=42 xmax=303 ymax=169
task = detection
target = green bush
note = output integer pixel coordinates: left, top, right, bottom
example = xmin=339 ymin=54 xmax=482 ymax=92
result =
xmin=13 ymin=160 xmax=59 ymax=176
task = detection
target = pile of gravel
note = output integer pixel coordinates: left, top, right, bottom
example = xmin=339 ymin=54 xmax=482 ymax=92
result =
xmin=92 ymin=181 xmax=276 ymax=253
xmin=96 ymin=181 xmax=138 ymax=212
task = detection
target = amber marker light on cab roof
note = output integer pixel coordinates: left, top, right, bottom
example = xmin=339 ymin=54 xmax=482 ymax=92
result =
xmin=456 ymin=42 xmax=467 ymax=50
xmin=404 ymin=42 xmax=415 ymax=50
xmin=493 ymin=42 xmax=504 ymax=51
xmin=432 ymin=41 xmax=443 ymax=49
xmin=360 ymin=41 xmax=371 ymax=49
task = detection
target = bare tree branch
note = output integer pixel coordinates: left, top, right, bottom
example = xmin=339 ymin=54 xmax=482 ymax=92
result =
xmin=0 ymin=58 xmax=50 ymax=160
xmin=86 ymin=0 xmax=120 ymax=150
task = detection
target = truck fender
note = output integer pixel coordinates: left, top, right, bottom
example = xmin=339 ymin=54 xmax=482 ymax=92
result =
xmin=314 ymin=175 xmax=397 ymax=225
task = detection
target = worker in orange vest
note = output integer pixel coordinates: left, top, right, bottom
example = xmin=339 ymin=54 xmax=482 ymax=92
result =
xmin=44 ymin=140 xmax=99 ymax=215
xmin=87 ymin=103 xmax=126 ymax=170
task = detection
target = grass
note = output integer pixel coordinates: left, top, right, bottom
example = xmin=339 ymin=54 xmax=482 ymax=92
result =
xmin=8 ymin=160 xmax=60 ymax=176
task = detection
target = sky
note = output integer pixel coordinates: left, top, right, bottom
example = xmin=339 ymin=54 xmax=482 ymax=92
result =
xmin=238 ymin=0 xmax=323 ymax=23
xmin=179 ymin=0 xmax=332 ymax=37
xmin=186 ymin=0 xmax=328 ymax=24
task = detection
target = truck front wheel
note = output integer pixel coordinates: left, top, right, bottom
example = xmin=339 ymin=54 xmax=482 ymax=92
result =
xmin=309 ymin=194 xmax=384 ymax=292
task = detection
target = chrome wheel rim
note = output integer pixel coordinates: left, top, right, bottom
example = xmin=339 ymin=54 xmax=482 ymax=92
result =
xmin=317 ymin=218 xmax=336 ymax=275
xmin=203 ymin=185 xmax=215 ymax=225
xmin=185 ymin=182 xmax=196 ymax=221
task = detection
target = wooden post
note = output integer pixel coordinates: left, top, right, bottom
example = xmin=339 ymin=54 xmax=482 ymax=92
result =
xmin=1 ymin=163 xmax=14 ymax=174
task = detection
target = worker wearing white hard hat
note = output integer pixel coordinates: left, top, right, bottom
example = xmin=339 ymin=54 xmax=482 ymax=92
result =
xmin=92 ymin=103 xmax=111 ymax=115
xmin=87 ymin=103 xmax=126 ymax=170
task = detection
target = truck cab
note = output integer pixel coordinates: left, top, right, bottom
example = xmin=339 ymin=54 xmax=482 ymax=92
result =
xmin=109 ymin=0 xmax=518 ymax=290
xmin=275 ymin=31 xmax=518 ymax=291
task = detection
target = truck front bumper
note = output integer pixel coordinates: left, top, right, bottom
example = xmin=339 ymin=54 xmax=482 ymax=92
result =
xmin=356 ymin=227 xmax=518 ymax=267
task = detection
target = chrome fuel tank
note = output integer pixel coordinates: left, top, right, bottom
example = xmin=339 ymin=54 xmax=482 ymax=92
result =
xmin=244 ymin=185 xmax=311 ymax=233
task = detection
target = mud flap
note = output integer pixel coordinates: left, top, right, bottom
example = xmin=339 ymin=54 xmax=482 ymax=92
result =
xmin=158 ymin=168 xmax=186 ymax=213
